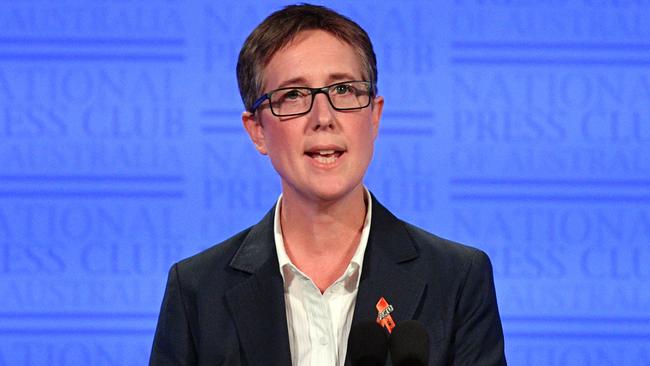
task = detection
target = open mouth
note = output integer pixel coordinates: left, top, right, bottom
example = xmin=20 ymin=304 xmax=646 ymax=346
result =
xmin=305 ymin=149 xmax=344 ymax=164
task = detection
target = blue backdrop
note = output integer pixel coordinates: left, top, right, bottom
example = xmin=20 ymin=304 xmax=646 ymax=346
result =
xmin=1 ymin=1 xmax=649 ymax=365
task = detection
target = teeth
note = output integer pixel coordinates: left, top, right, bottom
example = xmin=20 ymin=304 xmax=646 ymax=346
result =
xmin=314 ymin=155 xmax=337 ymax=164
xmin=306 ymin=149 xmax=342 ymax=164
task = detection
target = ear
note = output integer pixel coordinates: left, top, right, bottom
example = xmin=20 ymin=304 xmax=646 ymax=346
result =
xmin=242 ymin=111 xmax=268 ymax=155
xmin=370 ymin=95 xmax=384 ymax=140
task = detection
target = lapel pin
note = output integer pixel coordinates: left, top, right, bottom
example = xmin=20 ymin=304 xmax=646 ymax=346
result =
xmin=375 ymin=296 xmax=395 ymax=333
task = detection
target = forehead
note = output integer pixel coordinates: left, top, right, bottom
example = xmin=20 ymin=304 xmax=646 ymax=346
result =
xmin=261 ymin=30 xmax=364 ymax=91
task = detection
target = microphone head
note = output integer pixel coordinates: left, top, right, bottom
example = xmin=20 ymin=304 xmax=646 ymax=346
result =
xmin=347 ymin=321 xmax=389 ymax=366
xmin=389 ymin=320 xmax=430 ymax=366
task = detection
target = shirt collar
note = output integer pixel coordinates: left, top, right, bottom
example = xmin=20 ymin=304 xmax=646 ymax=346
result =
xmin=274 ymin=188 xmax=373 ymax=285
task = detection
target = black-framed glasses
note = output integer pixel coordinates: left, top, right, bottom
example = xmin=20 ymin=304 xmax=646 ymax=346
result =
xmin=250 ymin=80 xmax=373 ymax=117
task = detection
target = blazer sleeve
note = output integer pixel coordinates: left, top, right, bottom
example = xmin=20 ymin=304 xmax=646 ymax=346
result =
xmin=149 ymin=263 xmax=198 ymax=366
xmin=451 ymin=250 xmax=507 ymax=365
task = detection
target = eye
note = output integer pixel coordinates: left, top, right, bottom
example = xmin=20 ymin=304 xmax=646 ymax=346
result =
xmin=274 ymin=88 xmax=310 ymax=104
xmin=333 ymin=84 xmax=353 ymax=95
xmin=284 ymin=89 xmax=302 ymax=100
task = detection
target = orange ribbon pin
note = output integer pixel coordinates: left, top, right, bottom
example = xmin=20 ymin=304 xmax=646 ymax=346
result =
xmin=375 ymin=296 xmax=395 ymax=333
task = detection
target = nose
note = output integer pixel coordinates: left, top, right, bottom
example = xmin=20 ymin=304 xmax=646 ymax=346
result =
xmin=309 ymin=91 xmax=336 ymax=130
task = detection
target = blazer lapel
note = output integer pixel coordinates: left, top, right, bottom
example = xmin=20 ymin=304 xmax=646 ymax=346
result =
xmin=352 ymin=196 xmax=427 ymax=334
xmin=225 ymin=208 xmax=292 ymax=366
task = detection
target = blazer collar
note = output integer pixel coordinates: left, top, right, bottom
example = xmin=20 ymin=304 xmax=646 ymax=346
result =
xmin=228 ymin=207 xmax=277 ymax=274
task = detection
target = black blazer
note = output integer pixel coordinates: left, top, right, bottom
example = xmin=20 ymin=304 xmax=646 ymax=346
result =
xmin=150 ymin=197 xmax=506 ymax=365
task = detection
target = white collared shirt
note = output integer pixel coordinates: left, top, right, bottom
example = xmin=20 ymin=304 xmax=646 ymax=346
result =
xmin=274 ymin=189 xmax=372 ymax=366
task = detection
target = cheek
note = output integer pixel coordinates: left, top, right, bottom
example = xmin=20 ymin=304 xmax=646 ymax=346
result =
xmin=363 ymin=140 xmax=375 ymax=162
xmin=360 ymin=125 xmax=377 ymax=151
xmin=353 ymin=133 xmax=376 ymax=167
xmin=264 ymin=128 xmax=299 ymax=161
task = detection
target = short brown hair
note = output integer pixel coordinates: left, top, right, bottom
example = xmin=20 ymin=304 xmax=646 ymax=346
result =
xmin=236 ymin=3 xmax=378 ymax=112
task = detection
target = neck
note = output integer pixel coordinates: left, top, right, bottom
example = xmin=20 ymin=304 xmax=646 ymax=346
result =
xmin=279 ymin=185 xmax=367 ymax=289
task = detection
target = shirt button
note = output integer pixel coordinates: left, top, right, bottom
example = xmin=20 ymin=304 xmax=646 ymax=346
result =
xmin=319 ymin=336 xmax=328 ymax=345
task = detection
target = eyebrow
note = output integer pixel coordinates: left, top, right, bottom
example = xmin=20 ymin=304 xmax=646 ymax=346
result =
xmin=327 ymin=73 xmax=358 ymax=83
xmin=276 ymin=77 xmax=308 ymax=89
xmin=274 ymin=73 xmax=360 ymax=90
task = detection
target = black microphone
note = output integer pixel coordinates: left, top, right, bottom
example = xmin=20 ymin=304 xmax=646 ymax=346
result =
xmin=389 ymin=320 xmax=429 ymax=366
xmin=347 ymin=321 xmax=389 ymax=366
